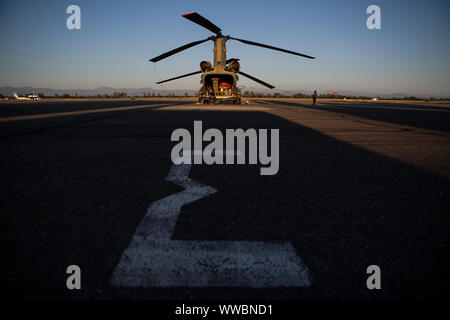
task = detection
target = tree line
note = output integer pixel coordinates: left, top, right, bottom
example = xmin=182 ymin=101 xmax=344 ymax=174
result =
xmin=2 ymin=92 xmax=449 ymax=101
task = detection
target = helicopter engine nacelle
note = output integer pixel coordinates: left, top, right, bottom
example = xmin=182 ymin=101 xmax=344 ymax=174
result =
xmin=228 ymin=61 xmax=240 ymax=73
xmin=200 ymin=61 xmax=212 ymax=72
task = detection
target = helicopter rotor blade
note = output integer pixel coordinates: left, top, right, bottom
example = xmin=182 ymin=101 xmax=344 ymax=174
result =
xmin=149 ymin=38 xmax=211 ymax=63
xmin=156 ymin=70 xmax=202 ymax=84
xmin=226 ymin=57 xmax=240 ymax=64
xmin=182 ymin=12 xmax=222 ymax=34
xmin=230 ymin=37 xmax=315 ymax=59
xmin=237 ymin=71 xmax=275 ymax=89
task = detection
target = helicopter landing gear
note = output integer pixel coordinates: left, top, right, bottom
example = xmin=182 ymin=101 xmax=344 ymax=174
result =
xmin=208 ymin=97 xmax=216 ymax=105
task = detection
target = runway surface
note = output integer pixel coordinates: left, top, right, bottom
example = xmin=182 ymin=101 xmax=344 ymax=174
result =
xmin=1 ymin=98 xmax=449 ymax=299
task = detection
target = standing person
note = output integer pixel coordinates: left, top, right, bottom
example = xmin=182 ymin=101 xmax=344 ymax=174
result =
xmin=312 ymin=90 xmax=318 ymax=106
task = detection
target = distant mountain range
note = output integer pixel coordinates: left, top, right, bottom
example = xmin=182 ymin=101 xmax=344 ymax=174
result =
xmin=0 ymin=86 xmax=197 ymax=97
xmin=0 ymin=86 xmax=446 ymax=99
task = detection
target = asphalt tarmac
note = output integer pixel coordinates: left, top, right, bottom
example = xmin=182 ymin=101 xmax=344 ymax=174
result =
xmin=1 ymin=98 xmax=449 ymax=299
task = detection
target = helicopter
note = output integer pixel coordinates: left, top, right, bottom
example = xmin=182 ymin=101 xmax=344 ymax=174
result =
xmin=150 ymin=12 xmax=315 ymax=105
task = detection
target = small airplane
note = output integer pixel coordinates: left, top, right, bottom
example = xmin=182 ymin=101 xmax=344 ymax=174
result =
xmin=149 ymin=12 xmax=315 ymax=104
xmin=12 ymin=92 xmax=41 ymax=101
xmin=12 ymin=92 xmax=31 ymax=100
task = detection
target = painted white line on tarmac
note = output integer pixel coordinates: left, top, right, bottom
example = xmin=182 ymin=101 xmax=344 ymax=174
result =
xmin=110 ymin=151 xmax=311 ymax=287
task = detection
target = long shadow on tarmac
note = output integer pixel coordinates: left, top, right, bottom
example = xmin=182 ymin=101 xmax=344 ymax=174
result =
xmin=260 ymin=99 xmax=450 ymax=132
xmin=0 ymin=99 xmax=192 ymax=117
xmin=0 ymin=101 xmax=186 ymax=138
xmin=1 ymin=108 xmax=449 ymax=299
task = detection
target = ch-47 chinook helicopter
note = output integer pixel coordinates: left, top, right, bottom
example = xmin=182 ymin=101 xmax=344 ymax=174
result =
xmin=150 ymin=12 xmax=315 ymax=104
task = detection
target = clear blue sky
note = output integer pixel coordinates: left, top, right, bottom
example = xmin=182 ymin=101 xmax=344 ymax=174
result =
xmin=0 ymin=0 xmax=449 ymax=96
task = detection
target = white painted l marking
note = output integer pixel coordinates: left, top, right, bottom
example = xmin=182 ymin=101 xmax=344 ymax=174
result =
xmin=110 ymin=152 xmax=311 ymax=287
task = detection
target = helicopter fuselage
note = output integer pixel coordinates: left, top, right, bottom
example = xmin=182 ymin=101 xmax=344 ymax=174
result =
xmin=198 ymin=70 xmax=241 ymax=104
xmin=198 ymin=37 xmax=241 ymax=104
